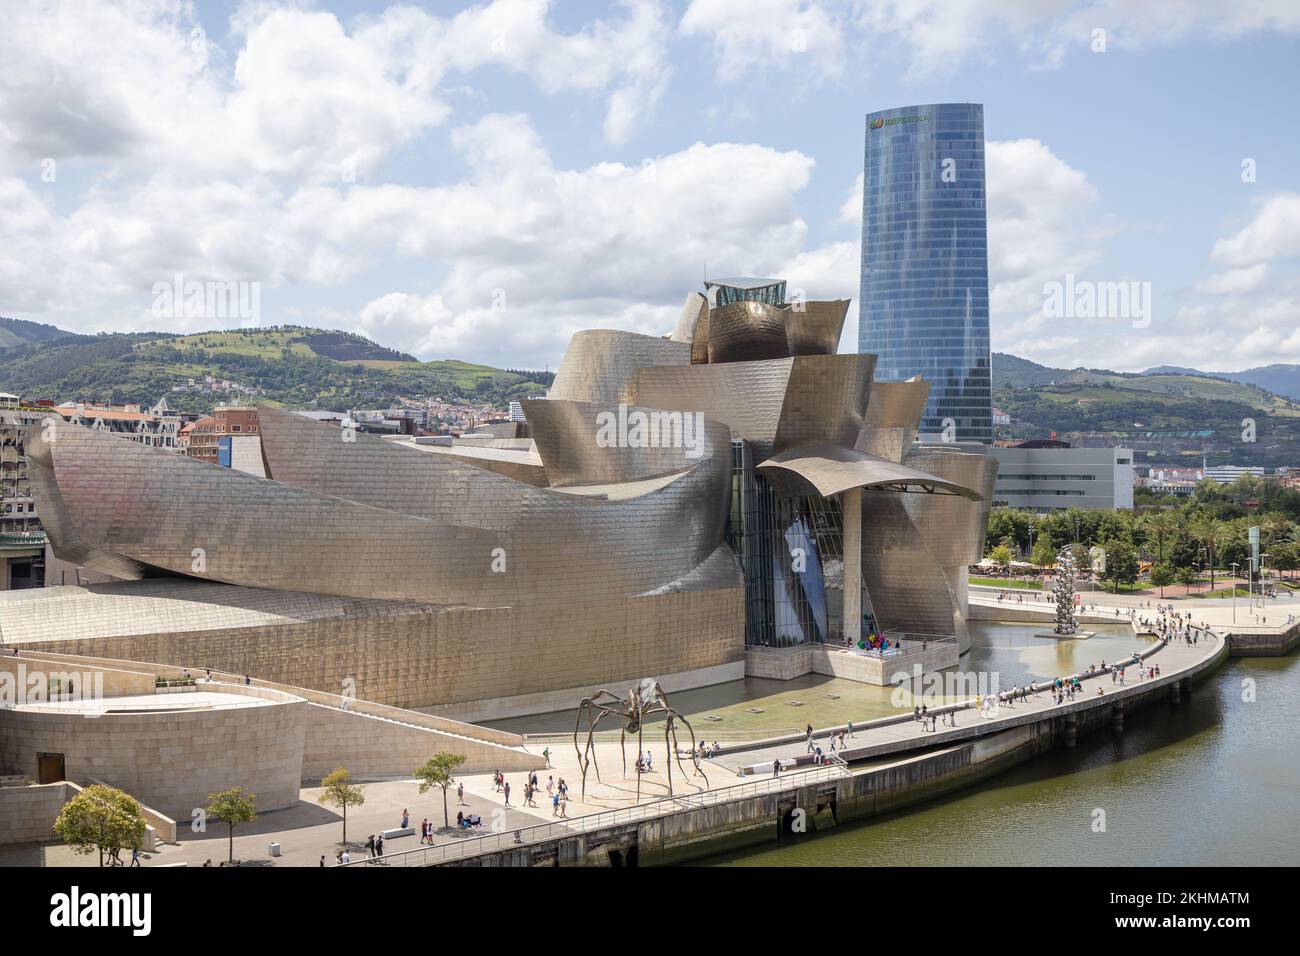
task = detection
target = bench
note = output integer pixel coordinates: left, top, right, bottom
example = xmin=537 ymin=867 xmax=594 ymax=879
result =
xmin=381 ymin=827 xmax=415 ymax=840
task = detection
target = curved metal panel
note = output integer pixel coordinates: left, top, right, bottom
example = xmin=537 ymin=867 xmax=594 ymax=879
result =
xmin=31 ymin=417 xmax=518 ymax=606
xmin=902 ymin=445 xmax=998 ymax=567
xmin=858 ymin=493 xmax=965 ymax=646
xmin=25 ymin=425 xmax=149 ymax=581
xmin=691 ymin=307 xmax=710 ymax=364
xmin=858 ymin=377 xmax=929 ymax=461
xmin=784 ymin=299 xmax=849 ymax=356
xmin=524 ymin=399 xmax=730 ymax=488
xmin=707 ymin=301 xmax=790 ymax=363
xmin=756 ymin=443 xmax=982 ymax=500
xmin=670 ymin=291 xmax=708 ymax=344
xmin=257 ymin=407 xmax=732 ymax=597
xmin=549 ymin=330 xmax=689 ymax=406
xmin=637 ymin=354 xmax=874 ymax=460
xmin=773 ymin=354 xmax=874 ymax=454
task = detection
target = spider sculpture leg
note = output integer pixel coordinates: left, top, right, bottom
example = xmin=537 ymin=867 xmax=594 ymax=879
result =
xmin=676 ymin=711 xmax=707 ymax=789
xmin=573 ymin=698 xmax=596 ymax=798
xmin=573 ymin=690 xmax=625 ymax=799
xmin=585 ymin=710 xmax=615 ymax=784
xmin=637 ymin=721 xmax=644 ymax=801
xmin=663 ymin=714 xmax=674 ymax=797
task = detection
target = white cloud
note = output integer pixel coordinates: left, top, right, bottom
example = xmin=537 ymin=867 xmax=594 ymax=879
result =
xmin=776 ymin=138 xmax=1104 ymax=361
xmin=2 ymin=108 xmax=818 ymax=368
xmin=0 ymin=0 xmax=672 ymax=180
xmin=1018 ymin=191 xmax=1300 ymax=372
xmin=1210 ymin=193 xmax=1300 ymax=267
xmin=1192 ymin=264 xmax=1268 ymax=295
xmin=779 ymin=241 xmax=860 ymax=352
xmin=680 ymin=0 xmax=846 ymax=80
xmin=331 ymin=119 xmax=816 ymax=366
xmin=838 ymin=172 xmax=863 ymax=225
xmin=1158 ymin=193 xmax=1300 ymax=369
xmin=684 ymin=1 xmax=1300 ymax=80
xmin=867 ymin=0 xmax=1300 ymax=76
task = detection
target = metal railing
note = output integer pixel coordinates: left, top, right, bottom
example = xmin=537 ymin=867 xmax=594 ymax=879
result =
xmin=339 ymin=762 xmax=849 ymax=868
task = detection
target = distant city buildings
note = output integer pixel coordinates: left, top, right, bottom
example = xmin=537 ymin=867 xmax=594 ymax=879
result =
xmin=990 ymin=440 xmax=1134 ymax=511
xmin=859 ymin=102 xmax=992 ymax=444
xmin=169 ymin=372 xmax=266 ymax=399
xmin=1204 ymin=464 xmax=1268 ymax=484
xmin=182 ymin=405 xmax=259 ymax=464
xmin=53 ymin=400 xmax=183 ymax=452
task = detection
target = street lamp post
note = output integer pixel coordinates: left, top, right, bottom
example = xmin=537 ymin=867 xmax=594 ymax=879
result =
xmin=1230 ymin=561 xmax=1240 ymax=624
xmin=1026 ymin=521 xmax=1036 ymax=593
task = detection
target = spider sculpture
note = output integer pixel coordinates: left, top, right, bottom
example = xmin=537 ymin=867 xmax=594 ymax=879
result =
xmin=573 ymin=678 xmax=707 ymax=800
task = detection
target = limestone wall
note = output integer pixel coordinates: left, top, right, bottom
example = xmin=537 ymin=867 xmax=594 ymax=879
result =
xmin=299 ymin=703 xmax=540 ymax=782
xmin=0 ymin=698 xmax=306 ymax=820
xmin=20 ymin=589 xmax=744 ymax=714
xmin=0 ymin=781 xmax=75 ymax=845
xmin=0 ymin=654 xmax=156 ymax=701
xmin=744 ymin=642 xmax=959 ymax=685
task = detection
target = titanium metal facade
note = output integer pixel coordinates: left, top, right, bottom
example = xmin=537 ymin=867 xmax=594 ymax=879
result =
xmin=859 ymin=103 xmax=993 ymax=444
xmin=24 ymin=279 xmax=997 ymax=709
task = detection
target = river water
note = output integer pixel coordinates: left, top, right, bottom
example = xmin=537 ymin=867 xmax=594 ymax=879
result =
xmin=705 ymin=621 xmax=1300 ymax=866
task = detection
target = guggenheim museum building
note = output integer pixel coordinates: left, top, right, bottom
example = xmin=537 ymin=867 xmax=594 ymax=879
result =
xmin=2 ymin=279 xmax=995 ymax=721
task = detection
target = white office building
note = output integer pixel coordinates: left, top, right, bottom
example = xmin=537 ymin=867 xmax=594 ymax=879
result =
xmin=1204 ymin=465 xmax=1267 ymax=484
xmin=990 ymin=441 xmax=1134 ymax=511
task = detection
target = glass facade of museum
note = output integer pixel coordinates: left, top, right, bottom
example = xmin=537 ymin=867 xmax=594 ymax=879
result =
xmin=859 ymin=103 xmax=992 ymax=444
xmin=705 ymin=278 xmax=787 ymax=308
xmin=729 ymin=441 xmax=875 ymax=647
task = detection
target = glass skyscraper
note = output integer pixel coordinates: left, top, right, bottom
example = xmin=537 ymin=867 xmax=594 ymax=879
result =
xmin=859 ymin=102 xmax=992 ymax=444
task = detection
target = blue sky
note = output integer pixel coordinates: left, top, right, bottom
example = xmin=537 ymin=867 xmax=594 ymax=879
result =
xmin=2 ymin=0 xmax=1299 ymax=373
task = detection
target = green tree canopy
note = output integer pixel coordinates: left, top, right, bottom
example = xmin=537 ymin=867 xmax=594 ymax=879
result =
xmin=988 ymin=544 xmax=1014 ymax=571
xmin=318 ymin=766 xmax=366 ymax=847
xmin=415 ymin=752 xmax=468 ymax=828
xmin=206 ymin=786 xmax=258 ymax=865
xmin=1099 ymin=538 xmax=1140 ymax=593
xmin=1149 ymin=563 xmax=1175 ymax=598
xmin=53 ymin=784 xmax=148 ymax=867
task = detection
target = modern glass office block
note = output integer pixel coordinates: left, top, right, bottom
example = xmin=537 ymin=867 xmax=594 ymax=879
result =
xmin=859 ymin=103 xmax=992 ymax=444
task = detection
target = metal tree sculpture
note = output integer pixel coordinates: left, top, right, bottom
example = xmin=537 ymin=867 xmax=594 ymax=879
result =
xmin=573 ymin=678 xmax=706 ymax=800
xmin=1054 ymin=548 xmax=1079 ymax=635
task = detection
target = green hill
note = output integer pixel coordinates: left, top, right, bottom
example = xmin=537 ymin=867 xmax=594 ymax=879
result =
xmin=0 ymin=323 xmax=552 ymax=413
xmin=0 ymin=316 xmax=83 ymax=350
xmin=992 ymin=353 xmax=1300 ymax=468
xmin=1143 ymin=363 xmax=1300 ymax=402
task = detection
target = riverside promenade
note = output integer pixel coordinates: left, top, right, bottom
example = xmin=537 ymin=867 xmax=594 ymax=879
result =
xmin=345 ymin=609 xmax=1229 ymax=867
xmin=969 ymin=585 xmax=1300 ymax=654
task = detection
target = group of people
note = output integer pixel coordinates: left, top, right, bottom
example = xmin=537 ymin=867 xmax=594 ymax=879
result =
xmin=1144 ymin=604 xmax=1211 ymax=646
xmin=491 ymin=768 xmax=570 ymax=816
xmin=805 ymin=721 xmax=855 ymax=753
xmin=102 ymin=845 xmax=143 ymax=867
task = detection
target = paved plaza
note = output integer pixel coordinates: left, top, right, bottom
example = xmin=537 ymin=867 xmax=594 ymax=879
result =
xmin=0 ymin=594 xmax=1250 ymax=867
